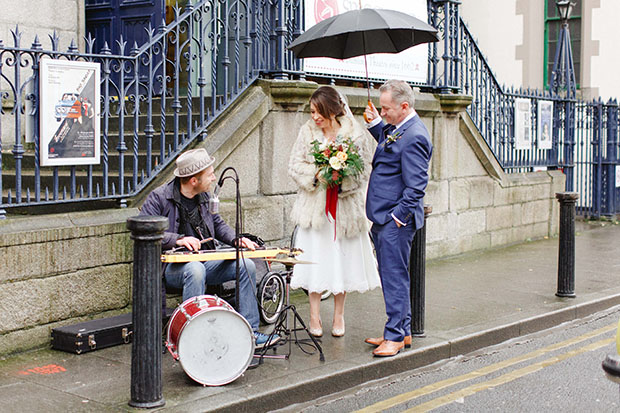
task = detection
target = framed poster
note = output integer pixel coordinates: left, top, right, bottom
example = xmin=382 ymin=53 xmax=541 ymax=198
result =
xmin=303 ymin=0 xmax=429 ymax=83
xmin=537 ymin=100 xmax=553 ymax=150
xmin=514 ymin=98 xmax=531 ymax=150
xmin=40 ymin=59 xmax=100 ymax=166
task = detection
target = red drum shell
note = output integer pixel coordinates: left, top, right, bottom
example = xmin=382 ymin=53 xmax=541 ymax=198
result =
xmin=166 ymin=295 xmax=254 ymax=386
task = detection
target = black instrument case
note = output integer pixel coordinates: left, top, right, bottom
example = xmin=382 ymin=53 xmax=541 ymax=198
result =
xmin=51 ymin=310 xmax=172 ymax=354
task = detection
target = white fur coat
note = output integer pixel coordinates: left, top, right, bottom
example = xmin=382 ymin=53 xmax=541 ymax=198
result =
xmin=288 ymin=116 xmax=374 ymax=239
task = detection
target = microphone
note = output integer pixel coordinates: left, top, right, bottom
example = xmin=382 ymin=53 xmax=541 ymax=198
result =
xmin=209 ymin=187 xmax=220 ymax=215
xmin=209 ymin=176 xmax=224 ymax=214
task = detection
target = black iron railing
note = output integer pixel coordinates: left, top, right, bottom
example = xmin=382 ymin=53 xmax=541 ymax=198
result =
xmin=446 ymin=6 xmax=620 ymax=217
xmin=1 ymin=0 xmax=619 ymax=217
xmin=0 ymin=0 xmax=301 ymax=215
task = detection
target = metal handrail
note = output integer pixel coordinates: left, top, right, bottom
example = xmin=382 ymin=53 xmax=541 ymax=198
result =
xmin=0 ymin=0 xmax=302 ymax=215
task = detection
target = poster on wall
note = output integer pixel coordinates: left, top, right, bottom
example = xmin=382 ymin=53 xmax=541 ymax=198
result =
xmin=40 ymin=59 xmax=100 ymax=166
xmin=514 ymin=98 xmax=531 ymax=150
xmin=303 ymin=0 xmax=429 ymax=83
xmin=537 ymin=100 xmax=553 ymax=150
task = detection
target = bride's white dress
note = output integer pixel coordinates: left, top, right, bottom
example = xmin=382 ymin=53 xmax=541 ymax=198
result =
xmin=291 ymin=214 xmax=381 ymax=295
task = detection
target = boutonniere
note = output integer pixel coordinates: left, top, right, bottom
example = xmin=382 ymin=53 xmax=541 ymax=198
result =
xmin=382 ymin=132 xmax=403 ymax=152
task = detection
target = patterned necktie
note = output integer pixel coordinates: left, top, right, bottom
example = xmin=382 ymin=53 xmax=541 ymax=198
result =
xmin=383 ymin=124 xmax=396 ymax=136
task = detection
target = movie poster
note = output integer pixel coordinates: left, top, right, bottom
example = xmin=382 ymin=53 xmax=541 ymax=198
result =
xmin=537 ymin=100 xmax=553 ymax=150
xmin=514 ymin=98 xmax=531 ymax=150
xmin=303 ymin=0 xmax=429 ymax=83
xmin=40 ymin=59 xmax=100 ymax=166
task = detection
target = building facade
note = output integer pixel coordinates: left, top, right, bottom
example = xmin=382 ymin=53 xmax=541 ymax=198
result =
xmin=460 ymin=0 xmax=620 ymax=101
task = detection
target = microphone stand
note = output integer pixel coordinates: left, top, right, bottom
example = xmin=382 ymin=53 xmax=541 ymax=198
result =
xmin=216 ymin=167 xmax=241 ymax=311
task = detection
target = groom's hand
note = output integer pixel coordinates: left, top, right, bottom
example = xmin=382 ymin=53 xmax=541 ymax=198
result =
xmin=364 ymin=101 xmax=379 ymax=123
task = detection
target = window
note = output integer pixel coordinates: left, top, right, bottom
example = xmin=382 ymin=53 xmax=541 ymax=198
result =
xmin=544 ymin=0 xmax=581 ymax=89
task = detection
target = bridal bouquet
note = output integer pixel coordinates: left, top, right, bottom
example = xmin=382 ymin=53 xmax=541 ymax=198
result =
xmin=309 ymin=137 xmax=364 ymax=188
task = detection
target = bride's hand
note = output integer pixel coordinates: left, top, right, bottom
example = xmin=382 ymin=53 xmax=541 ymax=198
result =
xmin=315 ymin=170 xmax=327 ymax=186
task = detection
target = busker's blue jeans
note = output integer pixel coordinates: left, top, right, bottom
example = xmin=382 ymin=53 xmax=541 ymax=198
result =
xmin=164 ymin=258 xmax=259 ymax=331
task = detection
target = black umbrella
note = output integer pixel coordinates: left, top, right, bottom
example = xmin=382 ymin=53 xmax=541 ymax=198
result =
xmin=287 ymin=8 xmax=439 ymax=101
xmin=288 ymin=8 xmax=439 ymax=59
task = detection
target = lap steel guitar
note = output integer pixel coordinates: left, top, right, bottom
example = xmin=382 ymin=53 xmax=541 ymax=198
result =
xmin=161 ymin=247 xmax=300 ymax=263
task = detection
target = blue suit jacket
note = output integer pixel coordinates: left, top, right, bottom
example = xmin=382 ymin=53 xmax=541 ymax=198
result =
xmin=365 ymin=115 xmax=433 ymax=230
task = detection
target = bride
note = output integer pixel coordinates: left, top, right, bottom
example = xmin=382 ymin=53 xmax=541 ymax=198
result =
xmin=288 ymin=85 xmax=380 ymax=338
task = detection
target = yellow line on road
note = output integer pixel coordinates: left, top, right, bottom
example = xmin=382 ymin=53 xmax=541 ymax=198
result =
xmin=405 ymin=337 xmax=613 ymax=412
xmin=357 ymin=324 xmax=615 ymax=413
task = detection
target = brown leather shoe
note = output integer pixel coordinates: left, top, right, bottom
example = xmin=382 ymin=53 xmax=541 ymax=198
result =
xmin=373 ymin=340 xmax=404 ymax=357
xmin=365 ymin=335 xmax=412 ymax=348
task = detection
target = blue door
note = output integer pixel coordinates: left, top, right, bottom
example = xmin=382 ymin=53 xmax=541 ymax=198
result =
xmin=85 ymin=0 xmax=165 ymax=54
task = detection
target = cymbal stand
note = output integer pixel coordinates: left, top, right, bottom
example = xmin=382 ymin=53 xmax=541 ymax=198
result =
xmin=255 ymin=263 xmax=325 ymax=362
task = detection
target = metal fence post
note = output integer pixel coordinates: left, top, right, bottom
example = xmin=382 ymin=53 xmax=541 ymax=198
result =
xmin=555 ymin=192 xmax=578 ymax=298
xmin=410 ymin=205 xmax=432 ymax=337
xmin=426 ymin=0 xmax=461 ymax=94
xmin=127 ymin=215 xmax=168 ymax=409
xmin=563 ymin=100 xmax=576 ymax=192
xmin=272 ymin=0 xmax=289 ymax=79
xmin=605 ymin=100 xmax=618 ymax=215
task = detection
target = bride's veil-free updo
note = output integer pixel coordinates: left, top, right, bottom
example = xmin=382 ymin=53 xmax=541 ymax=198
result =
xmin=310 ymin=86 xmax=354 ymax=120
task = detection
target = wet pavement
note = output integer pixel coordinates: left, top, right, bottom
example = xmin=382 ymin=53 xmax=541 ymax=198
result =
xmin=1 ymin=222 xmax=619 ymax=412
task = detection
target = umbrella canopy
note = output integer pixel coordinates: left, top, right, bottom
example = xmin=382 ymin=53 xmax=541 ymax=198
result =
xmin=288 ymin=8 xmax=439 ymax=60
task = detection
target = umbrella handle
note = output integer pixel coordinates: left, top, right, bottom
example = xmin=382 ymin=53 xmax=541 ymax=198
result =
xmin=363 ymin=100 xmax=377 ymax=123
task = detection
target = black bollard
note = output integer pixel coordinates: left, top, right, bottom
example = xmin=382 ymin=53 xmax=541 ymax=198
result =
xmin=410 ymin=205 xmax=432 ymax=337
xmin=555 ymin=192 xmax=579 ymax=298
xmin=127 ymin=215 xmax=168 ymax=408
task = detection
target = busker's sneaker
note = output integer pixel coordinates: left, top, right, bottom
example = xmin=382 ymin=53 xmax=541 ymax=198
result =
xmin=254 ymin=332 xmax=281 ymax=349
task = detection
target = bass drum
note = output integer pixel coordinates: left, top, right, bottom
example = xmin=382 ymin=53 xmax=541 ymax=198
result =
xmin=166 ymin=295 xmax=254 ymax=386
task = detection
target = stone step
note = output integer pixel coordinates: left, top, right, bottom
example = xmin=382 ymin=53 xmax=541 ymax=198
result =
xmin=1 ymin=128 xmax=194 ymax=170
xmin=105 ymin=111 xmax=204 ymax=133
xmin=2 ymin=168 xmax=148 ymax=194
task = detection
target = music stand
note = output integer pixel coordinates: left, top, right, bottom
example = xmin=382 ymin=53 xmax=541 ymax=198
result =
xmin=255 ymin=257 xmax=325 ymax=362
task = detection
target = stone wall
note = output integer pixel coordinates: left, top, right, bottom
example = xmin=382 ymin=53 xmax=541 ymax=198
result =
xmin=0 ymin=0 xmax=85 ymax=50
xmin=0 ymin=209 xmax=135 ymax=355
xmin=423 ymin=95 xmax=564 ymax=259
xmin=0 ymin=80 xmax=564 ymax=355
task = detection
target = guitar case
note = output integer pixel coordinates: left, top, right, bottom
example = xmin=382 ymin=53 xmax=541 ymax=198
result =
xmin=51 ymin=309 xmax=173 ymax=355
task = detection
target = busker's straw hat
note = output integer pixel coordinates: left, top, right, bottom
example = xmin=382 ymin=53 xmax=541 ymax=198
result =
xmin=174 ymin=148 xmax=215 ymax=177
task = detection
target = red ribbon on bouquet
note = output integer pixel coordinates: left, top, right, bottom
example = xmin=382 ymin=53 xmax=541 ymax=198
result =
xmin=325 ymin=185 xmax=339 ymax=240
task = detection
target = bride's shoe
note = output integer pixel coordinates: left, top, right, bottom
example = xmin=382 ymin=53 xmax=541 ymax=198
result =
xmin=331 ymin=316 xmax=345 ymax=337
xmin=309 ymin=319 xmax=323 ymax=337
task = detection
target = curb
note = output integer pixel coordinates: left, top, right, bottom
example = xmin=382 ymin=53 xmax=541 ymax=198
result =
xmin=207 ymin=293 xmax=620 ymax=413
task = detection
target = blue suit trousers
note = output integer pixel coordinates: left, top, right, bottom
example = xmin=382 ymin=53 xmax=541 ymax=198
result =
xmin=371 ymin=219 xmax=415 ymax=342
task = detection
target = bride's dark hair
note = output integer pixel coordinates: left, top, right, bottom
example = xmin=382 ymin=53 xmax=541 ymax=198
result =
xmin=310 ymin=86 xmax=346 ymax=119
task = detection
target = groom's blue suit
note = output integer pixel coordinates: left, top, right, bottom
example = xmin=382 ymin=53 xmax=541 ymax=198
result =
xmin=366 ymin=114 xmax=432 ymax=342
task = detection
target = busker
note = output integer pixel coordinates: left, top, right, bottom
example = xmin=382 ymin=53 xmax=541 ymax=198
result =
xmin=140 ymin=148 xmax=280 ymax=349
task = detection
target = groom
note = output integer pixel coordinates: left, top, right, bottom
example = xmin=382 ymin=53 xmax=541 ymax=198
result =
xmin=363 ymin=80 xmax=433 ymax=357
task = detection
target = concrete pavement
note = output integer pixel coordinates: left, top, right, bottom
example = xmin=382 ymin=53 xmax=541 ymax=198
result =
xmin=1 ymin=221 xmax=619 ymax=412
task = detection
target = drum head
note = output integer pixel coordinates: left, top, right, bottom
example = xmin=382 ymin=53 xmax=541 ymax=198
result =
xmin=177 ymin=308 xmax=254 ymax=386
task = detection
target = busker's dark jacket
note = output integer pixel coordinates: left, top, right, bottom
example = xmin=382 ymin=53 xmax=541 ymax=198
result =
xmin=140 ymin=178 xmax=236 ymax=250
xmin=140 ymin=178 xmax=237 ymax=310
